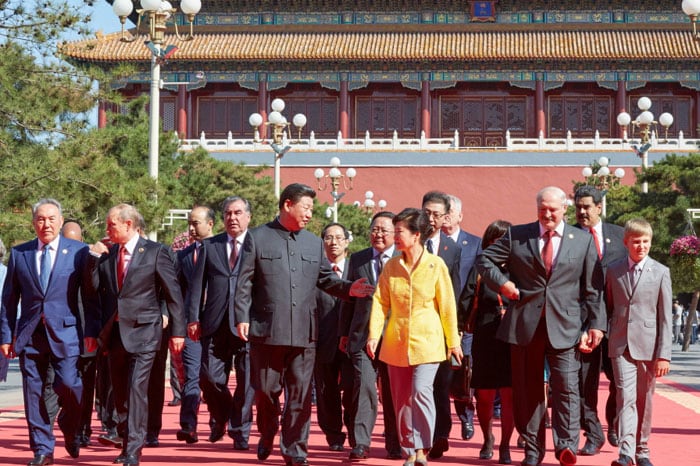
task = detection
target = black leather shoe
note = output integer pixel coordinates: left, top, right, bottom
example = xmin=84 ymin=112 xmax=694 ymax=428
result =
xmin=611 ymin=454 xmax=633 ymax=466
xmin=167 ymin=398 xmax=181 ymax=406
xmin=578 ymin=439 xmax=601 ymax=456
xmin=257 ymin=443 xmax=272 ymax=460
xmin=28 ymin=454 xmax=53 ymax=466
xmin=349 ymin=445 xmax=369 ymax=460
xmin=176 ymin=428 xmax=198 ymax=444
xmin=387 ymin=450 xmax=403 ymax=459
xmin=79 ymin=434 xmax=91 ymax=447
xmin=636 ymin=458 xmax=654 ymax=466
xmin=208 ymin=425 xmax=225 ymax=443
xmin=498 ymin=445 xmax=512 ymax=465
xmin=145 ymin=438 xmax=159 ymax=448
xmin=113 ymin=453 xmax=129 ymax=464
xmin=64 ymin=436 xmax=80 ymax=458
xmin=234 ymin=439 xmax=250 ymax=450
xmin=286 ymin=458 xmax=309 ymax=466
xmin=122 ymin=454 xmax=140 ymax=466
xmin=520 ymin=456 xmax=540 ymax=466
xmin=329 ymin=443 xmax=344 ymax=452
xmin=461 ymin=421 xmax=475 ymax=440
xmin=99 ymin=432 xmax=123 ymax=449
xmin=557 ymin=447 xmax=577 ymax=466
xmin=428 ymin=437 xmax=449 ymax=459
xmin=607 ymin=430 xmax=619 ymax=447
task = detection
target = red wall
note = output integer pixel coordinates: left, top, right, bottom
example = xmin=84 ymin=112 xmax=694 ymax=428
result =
xmin=271 ymin=166 xmax=636 ymax=236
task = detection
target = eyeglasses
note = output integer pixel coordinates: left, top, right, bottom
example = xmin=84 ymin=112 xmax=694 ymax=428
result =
xmin=370 ymin=228 xmax=394 ymax=236
xmin=424 ymin=210 xmax=446 ymax=219
xmin=324 ymin=235 xmax=347 ymax=243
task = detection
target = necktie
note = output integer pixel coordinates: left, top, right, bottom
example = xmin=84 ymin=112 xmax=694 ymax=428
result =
xmin=332 ymin=264 xmax=342 ymax=278
xmin=374 ymin=254 xmax=383 ymax=280
xmin=630 ymin=265 xmax=641 ymax=288
xmin=117 ymin=246 xmax=127 ymax=290
xmin=426 ymin=239 xmax=434 ymax=254
xmin=589 ymin=227 xmax=602 ymax=259
xmin=40 ymin=244 xmax=51 ymax=292
xmin=542 ymin=230 xmax=554 ymax=277
xmin=229 ymin=240 xmax=238 ymax=270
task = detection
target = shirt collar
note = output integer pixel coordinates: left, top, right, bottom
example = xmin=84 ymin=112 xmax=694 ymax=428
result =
xmin=39 ymin=236 xmax=61 ymax=251
xmin=539 ymin=221 xmax=565 ymax=238
xmin=123 ymin=233 xmax=140 ymax=254
xmin=628 ymin=256 xmax=649 ymax=270
xmin=374 ymin=245 xmax=395 ymax=258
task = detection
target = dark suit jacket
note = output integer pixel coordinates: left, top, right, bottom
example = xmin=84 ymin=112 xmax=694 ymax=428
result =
xmin=453 ymin=229 xmax=482 ymax=291
xmin=234 ymin=219 xmax=353 ymax=348
xmin=186 ymin=232 xmax=250 ymax=337
xmin=176 ymin=242 xmax=197 ymax=298
xmin=574 ymin=222 xmax=626 ymax=320
xmin=315 ymin=262 xmax=348 ymax=364
xmin=435 ymin=232 xmax=462 ymax=302
xmin=477 ymin=221 xmax=604 ymax=349
xmin=89 ymin=236 xmax=185 ymax=353
xmin=339 ymin=247 xmax=399 ymax=354
xmin=1 ymin=237 xmax=95 ymax=357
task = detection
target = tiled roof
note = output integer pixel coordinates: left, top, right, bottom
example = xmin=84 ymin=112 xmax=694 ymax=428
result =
xmin=60 ymin=28 xmax=700 ymax=63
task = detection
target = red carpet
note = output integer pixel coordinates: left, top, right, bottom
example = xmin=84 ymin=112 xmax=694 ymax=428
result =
xmin=0 ymin=378 xmax=696 ymax=465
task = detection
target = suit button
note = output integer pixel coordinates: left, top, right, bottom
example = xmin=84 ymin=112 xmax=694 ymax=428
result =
xmin=290 ymin=251 xmax=295 ymax=256
xmin=292 ymin=302 xmax=297 ymax=306
xmin=291 ymin=267 xmax=296 ymax=272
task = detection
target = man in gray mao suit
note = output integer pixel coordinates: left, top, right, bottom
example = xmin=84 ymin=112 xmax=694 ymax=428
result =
xmin=235 ymin=183 xmax=374 ymax=466
xmin=477 ymin=186 xmax=605 ymax=466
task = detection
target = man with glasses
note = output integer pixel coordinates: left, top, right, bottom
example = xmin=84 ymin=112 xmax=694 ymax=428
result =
xmin=340 ymin=212 xmax=402 ymax=461
xmin=421 ymin=191 xmax=462 ymax=460
xmin=314 ymin=223 xmax=353 ymax=452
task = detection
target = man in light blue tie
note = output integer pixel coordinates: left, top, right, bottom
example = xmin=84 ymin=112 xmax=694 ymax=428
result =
xmin=0 ymin=198 xmax=98 ymax=466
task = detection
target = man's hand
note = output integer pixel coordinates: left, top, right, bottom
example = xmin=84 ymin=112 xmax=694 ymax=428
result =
xmin=447 ymin=346 xmax=464 ymax=365
xmin=162 ymin=314 xmax=169 ymax=329
xmin=169 ymin=336 xmax=185 ymax=354
xmin=187 ymin=322 xmax=200 ymax=342
xmin=349 ymin=277 xmax=375 ymax=298
xmin=84 ymin=337 xmax=98 ymax=354
xmin=0 ymin=343 xmax=14 ymax=359
xmin=89 ymin=241 xmax=110 ymax=256
xmin=237 ymin=323 xmax=249 ymax=342
xmin=499 ymin=281 xmax=520 ymax=301
xmin=655 ymin=359 xmax=670 ymax=377
xmin=338 ymin=336 xmax=349 ymax=353
xmin=366 ymin=338 xmax=378 ymax=359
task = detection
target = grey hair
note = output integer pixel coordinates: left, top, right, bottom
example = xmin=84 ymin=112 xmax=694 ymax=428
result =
xmin=32 ymin=198 xmax=63 ymax=217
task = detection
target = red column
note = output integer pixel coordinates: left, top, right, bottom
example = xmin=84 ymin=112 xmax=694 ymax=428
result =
xmin=421 ymin=80 xmax=430 ymax=137
xmin=340 ymin=79 xmax=349 ymax=138
xmin=695 ymin=91 xmax=700 ymax=138
xmin=617 ymin=80 xmax=627 ymax=138
xmin=258 ymin=80 xmax=268 ymax=140
xmin=535 ymin=77 xmax=545 ymax=137
xmin=177 ymin=84 xmax=187 ymax=138
xmin=98 ymin=100 xmax=107 ymax=129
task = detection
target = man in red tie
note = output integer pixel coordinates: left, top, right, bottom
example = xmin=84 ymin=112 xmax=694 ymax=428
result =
xmin=573 ymin=186 xmax=626 ymax=455
xmin=87 ymin=204 xmax=185 ymax=466
xmin=477 ymin=186 xmax=604 ymax=466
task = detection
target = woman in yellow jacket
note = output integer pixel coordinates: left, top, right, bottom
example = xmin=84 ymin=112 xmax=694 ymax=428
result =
xmin=367 ymin=208 xmax=463 ymax=466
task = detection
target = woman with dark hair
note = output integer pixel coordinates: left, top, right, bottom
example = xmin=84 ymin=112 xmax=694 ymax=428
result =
xmin=367 ymin=208 xmax=462 ymax=466
xmin=459 ymin=220 xmax=514 ymax=464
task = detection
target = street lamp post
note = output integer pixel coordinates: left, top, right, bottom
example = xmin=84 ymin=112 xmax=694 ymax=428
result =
xmin=360 ymin=191 xmax=387 ymax=214
xmin=682 ymin=0 xmax=700 ymax=40
xmin=616 ymin=96 xmax=673 ymax=194
xmin=314 ymin=157 xmax=356 ymax=223
xmin=581 ymin=157 xmax=625 ymax=218
xmin=249 ymin=98 xmax=307 ymax=199
xmin=112 ymin=0 xmax=202 ymax=240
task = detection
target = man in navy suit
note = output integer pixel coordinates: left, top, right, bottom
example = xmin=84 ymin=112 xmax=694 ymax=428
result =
xmin=573 ymin=186 xmax=626 ymax=454
xmin=421 ymin=191 xmax=462 ymax=460
xmin=186 ymin=197 xmax=255 ymax=451
xmin=1 ymin=198 xmax=97 ymax=466
xmin=477 ymin=186 xmax=604 ymax=466
xmin=175 ymin=205 xmax=215 ymax=444
xmin=443 ymin=194 xmax=482 ymax=441
xmin=88 ymin=203 xmax=185 ymax=466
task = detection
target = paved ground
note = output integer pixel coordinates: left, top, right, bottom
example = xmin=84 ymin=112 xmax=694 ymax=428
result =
xmin=0 ymin=345 xmax=697 ymax=466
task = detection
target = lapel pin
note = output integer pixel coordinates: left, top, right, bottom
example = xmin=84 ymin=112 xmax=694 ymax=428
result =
xmin=61 ymin=249 xmax=68 ymax=255
xmin=568 ymin=233 xmax=574 ymax=239
xmin=605 ymin=238 xmax=611 ymax=244
xmin=462 ymin=240 xmax=468 ymax=246
xmin=138 ymin=247 xmax=145 ymax=253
